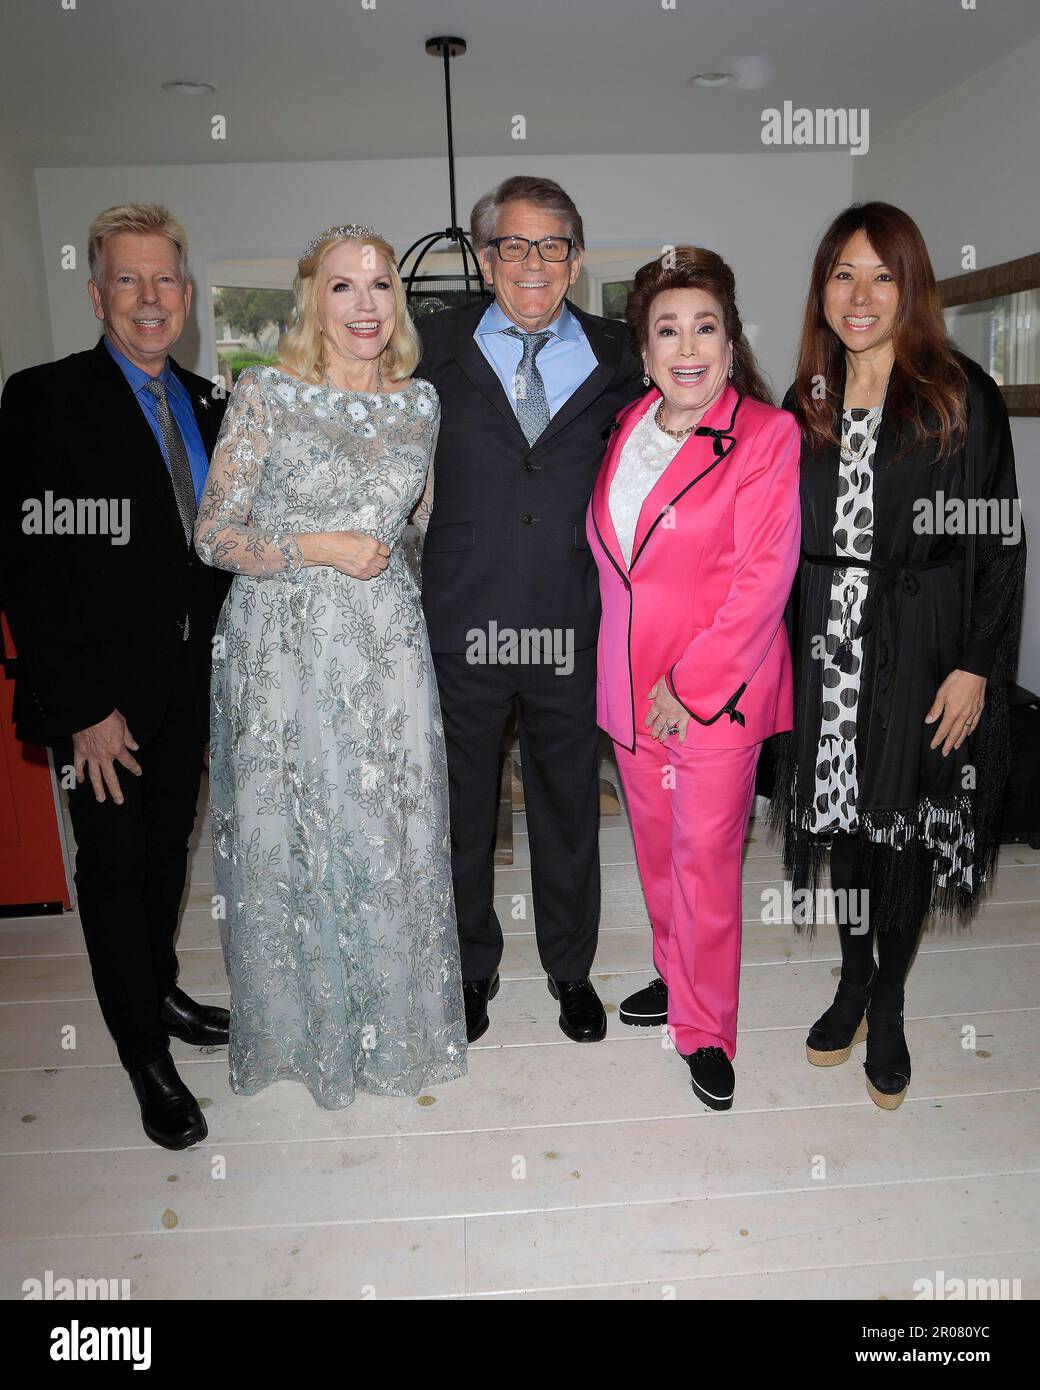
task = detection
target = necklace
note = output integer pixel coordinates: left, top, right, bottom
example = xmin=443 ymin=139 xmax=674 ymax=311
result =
xmin=842 ymin=368 xmax=891 ymax=465
xmin=654 ymin=400 xmax=697 ymax=441
xmin=322 ymin=358 xmax=384 ymax=393
xmin=855 ymin=367 xmax=887 ymax=399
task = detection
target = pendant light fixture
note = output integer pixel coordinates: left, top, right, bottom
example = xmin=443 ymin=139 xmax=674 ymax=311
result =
xmin=399 ymin=36 xmax=490 ymax=313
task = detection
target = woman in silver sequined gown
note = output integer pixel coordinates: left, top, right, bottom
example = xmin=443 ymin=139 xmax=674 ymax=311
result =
xmin=194 ymin=230 xmax=466 ymax=1109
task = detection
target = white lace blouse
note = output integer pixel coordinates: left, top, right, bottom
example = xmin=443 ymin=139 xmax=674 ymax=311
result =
xmin=608 ymin=408 xmax=684 ymax=566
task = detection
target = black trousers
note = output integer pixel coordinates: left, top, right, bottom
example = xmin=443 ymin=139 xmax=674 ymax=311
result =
xmin=431 ymin=644 xmax=601 ymax=981
xmin=53 ymin=651 xmax=205 ymax=1070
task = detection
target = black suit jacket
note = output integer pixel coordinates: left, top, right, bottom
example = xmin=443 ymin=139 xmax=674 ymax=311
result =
xmin=0 ymin=337 xmax=231 ymax=746
xmin=414 ymin=299 xmax=644 ymax=653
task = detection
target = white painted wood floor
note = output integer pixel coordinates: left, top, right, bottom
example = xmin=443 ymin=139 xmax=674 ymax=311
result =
xmin=2 ymin=746 xmax=1038 ymax=1300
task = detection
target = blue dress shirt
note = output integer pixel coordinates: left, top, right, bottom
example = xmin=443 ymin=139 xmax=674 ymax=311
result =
xmin=103 ymin=336 xmax=210 ymax=505
xmin=474 ymin=299 xmax=597 ymax=421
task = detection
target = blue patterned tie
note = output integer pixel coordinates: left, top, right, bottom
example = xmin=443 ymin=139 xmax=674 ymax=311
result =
xmin=503 ymin=326 xmax=552 ymax=445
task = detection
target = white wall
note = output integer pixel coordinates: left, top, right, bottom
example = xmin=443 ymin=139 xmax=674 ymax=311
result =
xmin=854 ymin=32 xmax=1040 ymax=691
xmin=34 ymin=152 xmax=852 ymax=399
xmin=30 ymin=125 xmax=1036 ymax=689
xmin=0 ymin=151 xmax=53 ymax=381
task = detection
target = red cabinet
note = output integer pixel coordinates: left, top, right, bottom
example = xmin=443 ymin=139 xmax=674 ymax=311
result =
xmin=0 ymin=614 xmax=72 ymax=911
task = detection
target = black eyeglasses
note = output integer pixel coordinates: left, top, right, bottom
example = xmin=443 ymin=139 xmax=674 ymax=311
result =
xmin=486 ymin=235 xmax=575 ymax=263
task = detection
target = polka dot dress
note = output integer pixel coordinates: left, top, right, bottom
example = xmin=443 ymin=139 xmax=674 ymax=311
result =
xmin=810 ymin=407 xmax=878 ymax=834
xmin=807 ymin=407 xmax=974 ymax=892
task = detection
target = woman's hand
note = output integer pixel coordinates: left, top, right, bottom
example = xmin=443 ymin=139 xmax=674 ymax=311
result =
xmin=644 ymin=678 xmax=690 ymax=744
xmin=299 ymin=531 xmax=390 ymax=580
xmin=924 ymin=669 xmax=987 ymax=756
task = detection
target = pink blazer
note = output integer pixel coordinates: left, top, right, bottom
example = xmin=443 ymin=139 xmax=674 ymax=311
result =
xmin=586 ymin=384 xmax=801 ymax=751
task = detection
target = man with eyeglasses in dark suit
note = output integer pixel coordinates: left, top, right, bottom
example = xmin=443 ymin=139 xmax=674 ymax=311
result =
xmin=414 ymin=176 xmax=644 ymax=1044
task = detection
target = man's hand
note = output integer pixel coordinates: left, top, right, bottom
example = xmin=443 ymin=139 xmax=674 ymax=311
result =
xmin=645 ymin=678 xmax=691 ymax=744
xmin=924 ymin=669 xmax=987 ymax=756
xmin=72 ymin=708 xmax=141 ymax=804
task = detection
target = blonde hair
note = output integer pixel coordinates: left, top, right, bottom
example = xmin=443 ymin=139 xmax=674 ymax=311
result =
xmin=88 ymin=203 xmax=188 ymax=284
xmin=277 ymin=229 xmax=420 ymax=384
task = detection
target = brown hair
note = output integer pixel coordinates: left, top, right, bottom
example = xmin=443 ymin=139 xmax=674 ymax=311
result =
xmin=791 ymin=202 xmax=967 ymax=459
xmin=626 ymin=247 xmax=774 ymax=406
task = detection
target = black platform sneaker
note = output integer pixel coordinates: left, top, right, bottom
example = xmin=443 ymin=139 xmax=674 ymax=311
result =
xmin=684 ymin=1046 xmax=735 ymax=1111
xmin=619 ymin=976 xmax=668 ymax=1027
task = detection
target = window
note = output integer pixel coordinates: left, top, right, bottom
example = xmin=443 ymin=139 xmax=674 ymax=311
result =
xmin=206 ymin=258 xmax=295 ymax=387
xmin=937 ymin=254 xmax=1040 ymax=415
xmin=944 ymin=289 xmax=1039 ymax=388
xmin=573 ymin=250 xmax=659 ymax=318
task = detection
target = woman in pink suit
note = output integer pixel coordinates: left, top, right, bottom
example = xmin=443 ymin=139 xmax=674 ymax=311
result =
xmin=587 ymin=248 xmax=800 ymax=1109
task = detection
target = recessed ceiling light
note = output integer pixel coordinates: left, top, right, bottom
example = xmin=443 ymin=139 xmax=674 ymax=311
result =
xmin=162 ymin=80 xmax=216 ymax=96
xmin=690 ymin=72 xmax=735 ymax=87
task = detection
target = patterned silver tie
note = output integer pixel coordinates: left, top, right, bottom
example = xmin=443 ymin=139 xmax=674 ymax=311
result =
xmin=503 ymin=326 xmax=552 ymax=445
xmin=144 ymin=376 xmax=196 ymax=641
xmin=144 ymin=377 xmax=198 ymax=547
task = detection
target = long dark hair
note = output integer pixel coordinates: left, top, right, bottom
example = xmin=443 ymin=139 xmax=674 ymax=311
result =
xmin=792 ymin=202 xmax=966 ymax=459
xmin=626 ymin=246 xmax=774 ymax=406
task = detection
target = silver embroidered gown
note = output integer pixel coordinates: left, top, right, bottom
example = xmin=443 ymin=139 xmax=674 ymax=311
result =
xmin=194 ymin=364 xmax=467 ymax=1109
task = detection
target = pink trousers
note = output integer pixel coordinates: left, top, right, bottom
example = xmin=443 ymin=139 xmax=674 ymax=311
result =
xmin=614 ymin=735 xmax=762 ymax=1059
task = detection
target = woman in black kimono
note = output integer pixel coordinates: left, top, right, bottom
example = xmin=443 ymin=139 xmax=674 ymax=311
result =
xmin=770 ymin=202 xmax=1026 ymax=1110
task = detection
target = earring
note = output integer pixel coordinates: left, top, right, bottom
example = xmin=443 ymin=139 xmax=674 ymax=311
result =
xmin=642 ymin=373 xmax=650 ymax=387
xmin=728 ymin=362 xmax=734 ymax=379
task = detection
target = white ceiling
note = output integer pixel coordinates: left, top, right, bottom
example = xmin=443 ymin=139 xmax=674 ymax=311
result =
xmin=2 ymin=0 xmax=1038 ymax=167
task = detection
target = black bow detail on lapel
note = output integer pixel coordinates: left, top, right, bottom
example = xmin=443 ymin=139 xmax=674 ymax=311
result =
xmin=694 ymin=423 xmax=736 ymax=457
xmin=693 ymin=390 xmax=743 ymax=456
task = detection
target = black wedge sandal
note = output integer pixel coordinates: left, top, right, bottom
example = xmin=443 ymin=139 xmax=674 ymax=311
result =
xmin=863 ymin=1005 xmax=911 ymax=1110
xmin=805 ymin=963 xmax=877 ymax=1067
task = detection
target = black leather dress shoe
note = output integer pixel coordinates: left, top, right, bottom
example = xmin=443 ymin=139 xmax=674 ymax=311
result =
xmin=683 ymin=1046 xmax=735 ymax=1111
xmin=463 ymin=975 xmax=500 ymax=1042
xmin=547 ymin=977 xmax=607 ymax=1042
xmin=129 ymin=1056 xmax=208 ymax=1150
xmin=160 ymin=986 xmax=230 ymax=1046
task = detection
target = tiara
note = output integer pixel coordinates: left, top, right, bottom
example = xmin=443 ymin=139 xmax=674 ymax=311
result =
xmin=301 ymin=224 xmax=382 ymax=260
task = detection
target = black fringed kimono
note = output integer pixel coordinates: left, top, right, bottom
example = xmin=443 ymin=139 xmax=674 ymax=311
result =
xmin=768 ymin=354 xmax=1027 ymax=935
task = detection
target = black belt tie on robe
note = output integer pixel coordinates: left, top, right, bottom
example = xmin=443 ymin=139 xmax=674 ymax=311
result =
xmin=802 ymin=549 xmax=964 ymax=730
